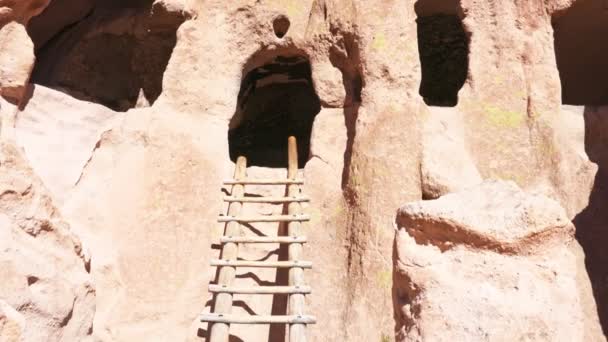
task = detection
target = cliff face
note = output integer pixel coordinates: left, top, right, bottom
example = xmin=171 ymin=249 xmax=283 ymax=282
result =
xmin=0 ymin=0 xmax=606 ymax=341
xmin=394 ymin=180 xmax=603 ymax=341
xmin=0 ymin=142 xmax=95 ymax=342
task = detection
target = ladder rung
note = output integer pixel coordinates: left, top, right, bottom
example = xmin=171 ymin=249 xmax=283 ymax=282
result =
xmin=218 ymin=214 xmax=310 ymax=223
xmin=223 ymin=179 xmax=304 ymax=185
xmin=223 ymin=196 xmax=310 ymax=203
xmin=220 ymin=236 xmax=307 ymax=244
xmin=210 ymin=260 xmax=312 ymax=268
xmin=208 ymin=284 xmax=311 ymax=294
xmin=200 ymin=313 xmax=316 ymax=324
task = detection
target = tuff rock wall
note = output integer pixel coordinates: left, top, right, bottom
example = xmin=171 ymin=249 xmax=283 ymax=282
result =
xmin=0 ymin=0 xmax=606 ymax=341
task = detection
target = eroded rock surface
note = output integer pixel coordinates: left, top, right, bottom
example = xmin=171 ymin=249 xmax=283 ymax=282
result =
xmin=0 ymin=142 xmax=95 ymax=341
xmin=420 ymin=106 xmax=481 ymax=199
xmin=394 ymin=180 xmax=603 ymax=341
xmin=15 ymin=85 xmax=119 ymax=203
xmin=0 ymin=23 xmax=34 ymax=103
xmin=0 ymin=0 xmax=605 ymax=341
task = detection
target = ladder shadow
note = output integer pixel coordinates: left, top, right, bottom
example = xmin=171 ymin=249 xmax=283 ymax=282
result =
xmin=202 ymin=297 xmax=261 ymax=340
xmin=210 ymin=176 xmax=304 ymax=342
xmin=221 ymin=187 xmax=267 ymax=199
xmin=236 ymin=249 xmax=279 ymax=262
xmin=268 ymin=187 xmax=291 ymax=341
xmin=240 ymin=222 xmax=267 ymax=237
xmin=236 ymin=272 xmax=278 ymax=286
xmin=197 ymin=328 xmax=244 ymax=342
xmin=243 ymin=192 xmax=264 ymax=197
xmin=205 ymin=213 xmax=286 ymax=342
xmin=207 ymin=271 xmax=278 ymax=287
xmin=203 ymin=299 xmax=259 ymax=315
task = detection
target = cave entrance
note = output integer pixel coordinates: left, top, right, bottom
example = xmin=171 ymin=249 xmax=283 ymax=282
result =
xmin=553 ymin=0 xmax=608 ymax=105
xmin=229 ymin=56 xmax=321 ymax=168
xmin=415 ymin=0 xmax=469 ymax=107
xmin=27 ymin=0 xmax=190 ymax=112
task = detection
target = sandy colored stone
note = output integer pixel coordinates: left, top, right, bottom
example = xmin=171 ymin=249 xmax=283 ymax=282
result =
xmin=15 ymin=85 xmax=119 ymax=203
xmin=0 ymin=142 xmax=95 ymax=341
xmin=0 ymin=96 xmax=18 ymax=140
xmin=0 ymin=301 xmax=25 ymax=342
xmin=60 ymin=110 xmax=227 ymax=341
xmin=0 ymin=22 xmax=34 ymax=103
xmin=0 ymin=0 xmax=604 ymax=341
xmin=399 ymin=180 xmax=572 ymax=252
xmin=420 ymin=106 xmax=482 ymax=199
xmin=394 ymin=180 xmax=603 ymax=341
xmin=0 ymin=0 xmax=52 ymax=103
xmin=545 ymin=105 xmax=598 ymax=218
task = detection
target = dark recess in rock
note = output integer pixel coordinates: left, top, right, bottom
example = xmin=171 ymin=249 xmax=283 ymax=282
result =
xmin=27 ymin=1 xmax=191 ymax=112
xmin=416 ymin=14 xmax=468 ymax=107
xmin=272 ymin=15 xmax=290 ymax=38
xmin=229 ymin=56 xmax=321 ymax=168
xmin=553 ymin=0 xmax=608 ymax=105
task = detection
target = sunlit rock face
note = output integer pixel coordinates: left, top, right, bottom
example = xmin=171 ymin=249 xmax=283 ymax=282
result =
xmin=394 ymin=180 xmax=603 ymax=341
xmin=0 ymin=0 xmax=606 ymax=341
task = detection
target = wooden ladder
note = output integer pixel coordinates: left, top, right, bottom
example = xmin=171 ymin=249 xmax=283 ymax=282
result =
xmin=201 ymin=136 xmax=315 ymax=342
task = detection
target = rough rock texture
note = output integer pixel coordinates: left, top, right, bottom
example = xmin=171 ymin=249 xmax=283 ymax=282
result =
xmin=15 ymin=85 xmax=119 ymax=203
xmin=0 ymin=0 xmax=604 ymax=341
xmin=0 ymin=0 xmax=51 ymax=102
xmin=61 ymin=108 xmax=226 ymax=341
xmin=394 ymin=180 xmax=603 ymax=341
xmin=0 ymin=142 xmax=95 ymax=341
xmin=0 ymin=300 xmax=26 ymax=342
xmin=420 ymin=106 xmax=482 ymax=199
xmin=0 ymin=23 xmax=34 ymax=103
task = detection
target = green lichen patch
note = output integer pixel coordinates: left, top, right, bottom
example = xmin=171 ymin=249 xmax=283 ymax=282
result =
xmin=484 ymin=104 xmax=525 ymax=128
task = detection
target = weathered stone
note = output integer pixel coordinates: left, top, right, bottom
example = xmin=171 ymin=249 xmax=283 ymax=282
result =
xmin=0 ymin=300 xmax=25 ymax=342
xmin=394 ymin=180 xmax=603 ymax=341
xmin=420 ymin=106 xmax=482 ymax=199
xmin=0 ymin=142 xmax=95 ymax=341
xmin=0 ymin=0 xmax=604 ymax=341
xmin=0 ymin=23 xmax=34 ymax=103
xmin=15 ymin=85 xmax=119 ymax=203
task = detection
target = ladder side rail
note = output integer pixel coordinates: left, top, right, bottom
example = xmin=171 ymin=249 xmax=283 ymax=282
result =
xmin=287 ymin=136 xmax=307 ymax=342
xmin=209 ymin=156 xmax=247 ymax=342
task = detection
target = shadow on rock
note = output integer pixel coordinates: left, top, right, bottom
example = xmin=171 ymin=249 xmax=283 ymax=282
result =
xmin=573 ymin=105 xmax=608 ymax=336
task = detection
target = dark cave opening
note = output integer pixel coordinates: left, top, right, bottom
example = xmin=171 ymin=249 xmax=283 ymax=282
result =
xmin=415 ymin=9 xmax=469 ymax=107
xmin=228 ymin=56 xmax=321 ymax=169
xmin=27 ymin=0 xmax=190 ymax=112
xmin=556 ymin=0 xmax=608 ymax=336
xmin=552 ymin=0 xmax=608 ymax=105
xmin=272 ymin=15 xmax=290 ymax=39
